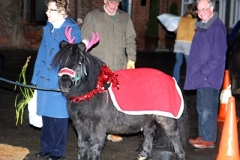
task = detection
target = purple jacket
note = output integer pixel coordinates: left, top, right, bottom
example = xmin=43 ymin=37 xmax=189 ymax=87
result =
xmin=184 ymin=13 xmax=227 ymax=90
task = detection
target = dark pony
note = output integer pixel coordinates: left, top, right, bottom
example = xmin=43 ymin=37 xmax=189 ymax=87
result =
xmin=53 ymin=40 xmax=188 ymax=160
xmin=228 ymin=32 xmax=240 ymax=93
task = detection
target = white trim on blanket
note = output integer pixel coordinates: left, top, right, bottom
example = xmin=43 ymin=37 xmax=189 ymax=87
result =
xmin=108 ymin=77 xmax=184 ymax=119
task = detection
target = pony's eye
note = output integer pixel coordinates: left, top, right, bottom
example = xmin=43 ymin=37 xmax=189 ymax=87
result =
xmin=79 ymin=62 xmax=82 ymax=65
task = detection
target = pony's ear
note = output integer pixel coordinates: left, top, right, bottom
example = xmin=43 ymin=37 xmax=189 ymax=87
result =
xmin=60 ymin=41 xmax=69 ymax=48
xmin=78 ymin=42 xmax=86 ymax=52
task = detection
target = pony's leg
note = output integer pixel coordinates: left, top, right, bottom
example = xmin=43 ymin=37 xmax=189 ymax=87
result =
xmin=155 ymin=116 xmax=185 ymax=159
xmin=86 ymin=123 xmax=107 ymax=160
xmin=88 ymin=132 xmax=106 ymax=160
xmin=71 ymin=118 xmax=90 ymax=160
xmin=76 ymin=129 xmax=91 ymax=160
xmin=138 ymin=122 xmax=156 ymax=160
xmin=73 ymin=121 xmax=105 ymax=160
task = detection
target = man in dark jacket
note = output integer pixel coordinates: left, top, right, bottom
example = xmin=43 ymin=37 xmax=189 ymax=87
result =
xmin=184 ymin=0 xmax=227 ymax=148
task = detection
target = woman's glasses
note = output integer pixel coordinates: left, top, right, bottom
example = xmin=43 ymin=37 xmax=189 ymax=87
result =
xmin=46 ymin=8 xmax=58 ymax=12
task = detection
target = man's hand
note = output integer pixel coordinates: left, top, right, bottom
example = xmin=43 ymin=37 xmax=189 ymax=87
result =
xmin=126 ymin=60 xmax=135 ymax=69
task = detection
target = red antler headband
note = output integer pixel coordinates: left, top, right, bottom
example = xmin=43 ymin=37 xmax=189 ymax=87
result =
xmin=65 ymin=26 xmax=76 ymax=44
xmin=82 ymin=32 xmax=100 ymax=51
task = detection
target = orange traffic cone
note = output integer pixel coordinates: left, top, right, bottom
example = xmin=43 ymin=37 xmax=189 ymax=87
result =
xmin=218 ymin=70 xmax=232 ymax=122
xmin=216 ymin=97 xmax=239 ymax=160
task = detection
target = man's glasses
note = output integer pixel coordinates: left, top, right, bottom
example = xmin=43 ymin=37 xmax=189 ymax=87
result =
xmin=196 ymin=6 xmax=210 ymax=13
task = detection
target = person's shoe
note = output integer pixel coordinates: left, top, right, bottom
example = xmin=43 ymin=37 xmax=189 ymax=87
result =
xmin=189 ymin=137 xmax=202 ymax=145
xmin=192 ymin=140 xmax=215 ymax=148
xmin=107 ymin=134 xmax=123 ymax=142
xmin=35 ymin=152 xmax=51 ymax=157
xmin=46 ymin=155 xmax=65 ymax=160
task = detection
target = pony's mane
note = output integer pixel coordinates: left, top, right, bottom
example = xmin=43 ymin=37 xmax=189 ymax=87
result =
xmin=53 ymin=41 xmax=104 ymax=70
xmin=231 ymin=32 xmax=240 ymax=54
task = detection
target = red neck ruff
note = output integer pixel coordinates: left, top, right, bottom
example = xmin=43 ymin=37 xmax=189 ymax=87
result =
xmin=68 ymin=65 xmax=119 ymax=103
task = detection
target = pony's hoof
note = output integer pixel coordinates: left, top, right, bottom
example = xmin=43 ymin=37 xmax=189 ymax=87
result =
xmin=177 ymin=153 xmax=186 ymax=160
xmin=137 ymin=156 xmax=147 ymax=160
xmin=107 ymin=134 xmax=123 ymax=142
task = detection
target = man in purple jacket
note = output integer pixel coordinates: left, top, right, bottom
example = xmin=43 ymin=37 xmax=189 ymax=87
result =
xmin=184 ymin=0 xmax=227 ymax=148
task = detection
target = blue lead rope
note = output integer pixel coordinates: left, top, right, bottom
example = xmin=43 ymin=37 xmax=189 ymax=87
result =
xmin=0 ymin=77 xmax=61 ymax=92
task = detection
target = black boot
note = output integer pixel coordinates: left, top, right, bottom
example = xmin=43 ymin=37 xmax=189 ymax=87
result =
xmin=35 ymin=152 xmax=51 ymax=157
xmin=46 ymin=155 xmax=65 ymax=160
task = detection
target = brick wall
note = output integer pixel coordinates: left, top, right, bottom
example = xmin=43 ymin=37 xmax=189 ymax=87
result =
xmin=0 ymin=0 xmax=173 ymax=51
xmin=26 ymin=0 xmax=152 ymax=51
xmin=0 ymin=36 xmax=8 ymax=48
xmin=74 ymin=0 xmax=104 ymax=21
xmin=23 ymin=0 xmax=119 ymax=50
xmin=23 ymin=25 xmax=43 ymax=49
xmin=132 ymin=0 xmax=149 ymax=50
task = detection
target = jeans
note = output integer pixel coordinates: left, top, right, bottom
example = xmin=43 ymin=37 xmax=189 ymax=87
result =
xmin=196 ymin=88 xmax=219 ymax=142
xmin=173 ymin=52 xmax=188 ymax=83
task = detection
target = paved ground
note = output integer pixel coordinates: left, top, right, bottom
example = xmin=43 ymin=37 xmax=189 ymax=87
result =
xmin=0 ymin=49 xmax=239 ymax=160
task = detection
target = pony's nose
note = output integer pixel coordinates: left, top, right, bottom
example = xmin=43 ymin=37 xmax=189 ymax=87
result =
xmin=60 ymin=87 xmax=70 ymax=93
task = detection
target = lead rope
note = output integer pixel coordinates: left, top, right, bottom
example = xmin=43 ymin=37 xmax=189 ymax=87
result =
xmin=0 ymin=77 xmax=61 ymax=92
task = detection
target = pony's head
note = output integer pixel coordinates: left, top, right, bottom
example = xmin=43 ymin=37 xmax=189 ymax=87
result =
xmin=53 ymin=40 xmax=119 ymax=102
xmin=53 ymin=40 xmax=104 ymax=95
xmin=53 ymin=29 xmax=119 ymax=100
xmin=53 ymin=40 xmax=119 ymax=101
xmin=53 ymin=41 xmax=89 ymax=93
xmin=53 ymin=29 xmax=103 ymax=95
xmin=53 ymin=29 xmax=101 ymax=95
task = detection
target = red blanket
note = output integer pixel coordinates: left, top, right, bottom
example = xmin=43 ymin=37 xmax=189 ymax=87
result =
xmin=108 ymin=68 xmax=184 ymax=119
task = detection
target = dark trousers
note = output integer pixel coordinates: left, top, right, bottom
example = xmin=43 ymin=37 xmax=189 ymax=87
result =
xmin=41 ymin=116 xmax=69 ymax=156
xmin=196 ymin=87 xmax=219 ymax=142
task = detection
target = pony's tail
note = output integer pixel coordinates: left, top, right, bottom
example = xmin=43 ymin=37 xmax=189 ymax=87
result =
xmin=177 ymin=100 xmax=189 ymax=149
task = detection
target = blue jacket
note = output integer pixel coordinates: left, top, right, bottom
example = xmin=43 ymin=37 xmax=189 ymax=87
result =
xmin=184 ymin=13 xmax=227 ymax=90
xmin=31 ymin=17 xmax=82 ymax=118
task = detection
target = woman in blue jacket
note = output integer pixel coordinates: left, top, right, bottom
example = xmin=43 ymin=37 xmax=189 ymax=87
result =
xmin=31 ymin=0 xmax=81 ymax=159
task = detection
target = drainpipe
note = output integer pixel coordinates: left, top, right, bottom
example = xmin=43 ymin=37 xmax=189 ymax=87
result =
xmin=74 ymin=0 xmax=78 ymax=20
xmin=128 ymin=0 xmax=133 ymax=18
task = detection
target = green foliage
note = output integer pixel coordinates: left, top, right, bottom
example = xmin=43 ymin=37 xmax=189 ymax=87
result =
xmin=145 ymin=0 xmax=159 ymax=37
xmin=15 ymin=56 xmax=34 ymax=126
xmin=169 ymin=2 xmax=179 ymax=16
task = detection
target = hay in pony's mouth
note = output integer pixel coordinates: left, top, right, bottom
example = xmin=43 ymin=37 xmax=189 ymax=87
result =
xmin=0 ymin=143 xmax=30 ymax=160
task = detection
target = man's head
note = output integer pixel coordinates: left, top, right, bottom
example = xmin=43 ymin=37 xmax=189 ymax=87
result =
xmin=196 ymin=0 xmax=214 ymax=22
xmin=104 ymin=0 xmax=122 ymax=15
xmin=105 ymin=0 xmax=122 ymax=2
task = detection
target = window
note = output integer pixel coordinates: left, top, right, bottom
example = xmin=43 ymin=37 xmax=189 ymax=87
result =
xmin=229 ymin=0 xmax=240 ymax=28
xmin=120 ymin=0 xmax=132 ymax=17
xmin=181 ymin=0 xmax=196 ymax=16
xmin=24 ymin=0 xmax=47 ymax=24
xmin=213 ymin=0 xmax=226 ymax=24
xmin=211 ymin=0 xmax=240 ymax=28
